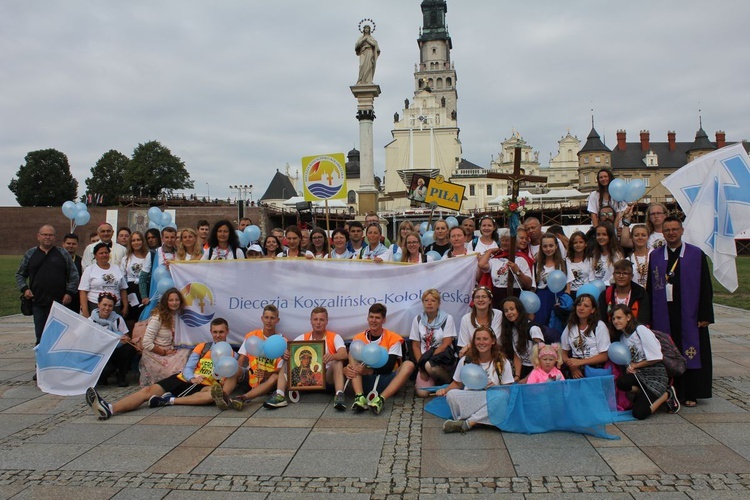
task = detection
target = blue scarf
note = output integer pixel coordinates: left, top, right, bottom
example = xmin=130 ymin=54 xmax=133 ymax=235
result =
xmin=90 ymin=309 xmax=123 ymax=334
xmin=363 ymin=243 xmax=388 ymax=260
xmin=420 ymin=309 xmax=448 ymax=330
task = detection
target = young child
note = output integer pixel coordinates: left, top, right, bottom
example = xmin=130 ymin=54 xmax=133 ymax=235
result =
xmin=526 ymin=343 xmax=565 ymax=384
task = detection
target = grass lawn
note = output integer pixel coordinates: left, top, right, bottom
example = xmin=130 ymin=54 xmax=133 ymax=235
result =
xmin=1 ymin=253 xmax=749 ymax=316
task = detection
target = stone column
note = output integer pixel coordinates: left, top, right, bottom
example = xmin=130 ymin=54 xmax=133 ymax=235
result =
xmin=350 ymin=84 xmax=381 ymax=215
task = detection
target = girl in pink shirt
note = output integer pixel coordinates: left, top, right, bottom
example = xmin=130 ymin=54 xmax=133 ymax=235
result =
xmin=526 ymin=343 xmax=565 ymax=384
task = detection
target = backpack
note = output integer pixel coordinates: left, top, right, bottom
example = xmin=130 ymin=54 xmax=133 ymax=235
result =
xmin=638 ymin=329 xmax=686 ymax=379
xmin=531 ymin=322 xmax=562 ymax=344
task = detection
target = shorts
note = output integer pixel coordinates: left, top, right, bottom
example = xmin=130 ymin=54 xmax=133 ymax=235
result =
xmin=362 ymin=372 xmax=397 ymax=394
xmin=157 ymin=374 xmax=206 ymax=397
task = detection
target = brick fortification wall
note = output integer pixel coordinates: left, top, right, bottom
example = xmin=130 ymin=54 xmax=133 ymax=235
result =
xmin=0 ymin=206 xmax=267 ymax=255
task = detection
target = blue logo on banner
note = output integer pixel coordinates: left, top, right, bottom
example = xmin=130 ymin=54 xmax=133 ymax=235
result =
xmin=36 ymin=318 xmax=104 ymax=373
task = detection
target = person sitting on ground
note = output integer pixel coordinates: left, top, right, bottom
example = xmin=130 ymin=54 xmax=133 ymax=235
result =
xmin=138 ymin=288 xmax=190 ymax=386
xmin=346 ymin=303 xmax=415 ymax=415
xmin=609 ymin=304 xmax=680 ymax=418
xmin=561 ymin=294 xmax=610 ymax=379
xmin=410 ymin=289 xmax=458 ymax=397
xmin=85 ymin=317 xmax=242 ymax=420
xmin=526 ymin=343 xmax=565 ymax=384
xmin=90 ymin=292 xmax=135 ymax=387
xmin=235 ymin=305 xmax=287 ymax=407
xmin=275 ymin=307 xmax=348 ymax=410
xmin=436 ymin=325 xmax=514 ymax=433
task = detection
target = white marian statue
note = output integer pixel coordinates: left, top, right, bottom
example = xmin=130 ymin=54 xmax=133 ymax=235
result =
xmin=355 ymin=22 xmax=380 ymax=85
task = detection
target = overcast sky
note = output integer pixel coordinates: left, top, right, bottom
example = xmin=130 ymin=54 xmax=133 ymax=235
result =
xmin=2 ymin=0 xmax=749 ymax=207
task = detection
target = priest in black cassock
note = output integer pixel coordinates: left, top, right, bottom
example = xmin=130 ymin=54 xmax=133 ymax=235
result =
xmin=648 ymin=216 xmax=713 ymax=407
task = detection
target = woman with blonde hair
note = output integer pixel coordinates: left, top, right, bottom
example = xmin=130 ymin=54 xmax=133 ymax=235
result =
xmin=176 ymin=228 xmax=204 ymax=261
xmin=409 ymin=289 xmax=457 ymax=397
xmin=390 ymin=220 xmax=415 ymax=260
xmin=400 ymin=232 xmax=434 ymax=264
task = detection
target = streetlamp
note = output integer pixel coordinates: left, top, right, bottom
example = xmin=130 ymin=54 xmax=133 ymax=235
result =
xmin=229 ymin=184 xmax=254 ymax=220
xmin=206 ymin=182 xmax=210 ymax=201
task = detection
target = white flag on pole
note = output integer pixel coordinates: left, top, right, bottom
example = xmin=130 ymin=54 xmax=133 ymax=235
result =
xmin=35 ymin=303 xmax=121 ymax=396
xmin=662 ymin=143 xmax=750 ymax=292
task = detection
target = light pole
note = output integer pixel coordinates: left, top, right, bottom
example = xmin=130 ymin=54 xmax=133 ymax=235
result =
xmin=206 ymin=182 xmax=210 ymax=201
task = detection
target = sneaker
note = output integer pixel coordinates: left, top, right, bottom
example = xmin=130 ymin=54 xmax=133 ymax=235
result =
xmin=333 ymin=392 xmax=346 ymax=411
xmin=368 ymin=395 xmax=385 ymax=415
xmin=85 ymin=387 xmax=112 ymax=420
xmin=210 ymin=383 xmax=229 ymax=410
xmin=227 ymin=398 xmax=244 ymax=411
xmin=442 ymin=419 xmax=470 ymax=433
xmin=263 ymin=393 xmax=288 ymax=409
xmin=351 ymin=394 xmax=368 ymax=412
xmin=148 ymin=392 xmax=174 ymax=408
xmin=666 ymin=386 xmax=681 ymax=414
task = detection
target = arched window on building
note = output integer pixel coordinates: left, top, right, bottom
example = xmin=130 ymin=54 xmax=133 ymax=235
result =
xmin=436 ymin=78 xmax=443 ymax=89
xmin=348 ymin=190 xmax=357 ymax=204
xmin=446 ymin=77 xmax=452 ymax=87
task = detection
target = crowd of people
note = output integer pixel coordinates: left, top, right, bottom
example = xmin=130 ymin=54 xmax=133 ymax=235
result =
xmin=17 ymin=177 xmax=714 ymax=432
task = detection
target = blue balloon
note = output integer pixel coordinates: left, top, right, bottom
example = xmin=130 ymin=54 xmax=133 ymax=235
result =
xmin=608 ymin=178 xmax=627 ymax=202
xmin=161 ymin=211 xmax=172 ymax=226
xmin=370 ymin=346 xmax=389 ymax=369
xmin=361 ymin=343 xmax=382 ymax=367
xmin=264 ymin=334 xmax=287 ymax=359
xmin=211 ymin=341 xmax=233 ymax=360
xmin=577 ymin=283 xmax=602 ymax=300
xmin=426 ymin=250 xmax=442 ymax=261
xmin=62 ymin=200 xmax=77 ymax=219
xmin=244 ymin=336 xmax=265 ymax=357
xmin=445 ymin=216 xmax=459 ymax=229
xmin=167 ymin=221 xmax=177 ymax=229
xmin=608 ymin=341 xmax=632 ymax=365
xmin=461 ymin=363 xmax=489 ymax=390
xmin=214 ymin=355 xmax=239 ymax=378
xmin=625 ymin=179 xmax=646 ymax=203
xmin=74 ymin=209 xmax=90 ymax=226
xmin=591 ymin=279 xmax=607 ymax=294
xmin=153 ymin=266 xmax=170 ymax=283
xmin=421 ymin=230 xmax=434 ymax=247
xmin=419 ymin=222 xmax=432 ymax=235
xmin=349 ymin=339 xmax=365 ymax=362
xmin=244 ymin=225 xmax=261 ymax=243
xmin=236 ymin=230 xmax=249 ymax=247
xmin=547 ymin=270 xmax=567 ymax=293
xmin=148 ymin=221 xmax=161 ymax=230
xmin=75 ymin=201 xmax=87 ymax=212
xmin=156 ymin=278 xmax=175 ymax=294
xmin=148 ymin=207 xmax=162 ymax=223
xmin=520 ymin=290 xmax=541 ymax=314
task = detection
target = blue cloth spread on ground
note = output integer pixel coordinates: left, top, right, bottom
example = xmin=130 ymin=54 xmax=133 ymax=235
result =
xmin=424 ymin=376 xmax=634 ymax=439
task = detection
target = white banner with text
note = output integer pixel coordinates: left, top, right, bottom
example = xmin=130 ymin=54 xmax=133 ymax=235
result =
xmin=169 ymin=256 xmax=477 ymax=346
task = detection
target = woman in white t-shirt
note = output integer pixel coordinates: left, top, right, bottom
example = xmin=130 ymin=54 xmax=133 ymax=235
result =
xmin=79 ymin=243 xmax=128 ymax=318
xmin=561 ymin=293 xmax=610 ymax=378
xmin=611 ymin=304 xmax=676 ymax=419
xmin=202 ymin=220 xmax=245 ymax=260
xmin=409 ymin=289 xmax=457 ymax=397
xmin=566 ymin=231 xmax=595 ymax=297
xmin=469 ymin=215 xmax=499 ymax=255
xmin=457 ymin=286 xmax=502 ymax=355
xmin=121 ymin=231 xmax=149 ymax=328
xmin=435 ymin=326 xmax=514 ymax=433
xmin=587 ymin=168 xmax=627 ymax=227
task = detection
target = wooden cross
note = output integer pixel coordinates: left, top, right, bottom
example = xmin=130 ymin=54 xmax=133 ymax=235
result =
xmin=486 ymin=146 xmax=547 ymax=295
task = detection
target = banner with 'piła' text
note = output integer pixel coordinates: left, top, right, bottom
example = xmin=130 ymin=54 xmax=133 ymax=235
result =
xmin=169 ymin=256 xmax=477 ymax=346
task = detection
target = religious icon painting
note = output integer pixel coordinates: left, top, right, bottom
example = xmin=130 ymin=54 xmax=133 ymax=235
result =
xmin=287 ymin=340 xmax=327 ymax=391
xmin=408 ymin=174 xmax=430 ymax=205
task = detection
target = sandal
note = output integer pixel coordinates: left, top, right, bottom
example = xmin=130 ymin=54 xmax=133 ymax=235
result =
xmin=684 ymin=400 xmax=697 ymax=407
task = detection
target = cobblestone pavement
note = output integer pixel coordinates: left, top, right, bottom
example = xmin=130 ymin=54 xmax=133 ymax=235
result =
xmin=0 ymin=306 xmax=749 ymax=499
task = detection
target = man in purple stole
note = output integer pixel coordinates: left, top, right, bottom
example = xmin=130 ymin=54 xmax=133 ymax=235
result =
xmin=648 ymin=217 xmax=713 ymax=406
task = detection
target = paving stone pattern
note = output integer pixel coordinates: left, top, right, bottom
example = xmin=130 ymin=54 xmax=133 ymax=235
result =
xmin=1 ymin=308 xmax=750 ymax=499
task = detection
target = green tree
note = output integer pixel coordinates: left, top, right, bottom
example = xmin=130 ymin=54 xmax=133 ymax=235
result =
xmin=125 ymin=141 xmax=194 ymax=197
xmin=8 ymin=149 xmax=78 ymax=206
xmin=85 ymin=150 xmax=130 ymax=205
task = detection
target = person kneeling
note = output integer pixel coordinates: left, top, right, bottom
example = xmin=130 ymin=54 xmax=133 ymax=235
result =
xmin=345 ymin=304 xmax=415 ymax=415
xmin=86 ymin=318 xmax=242 ymax=420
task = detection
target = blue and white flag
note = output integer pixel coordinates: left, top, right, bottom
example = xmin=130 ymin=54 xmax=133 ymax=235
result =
xmin=35 ymin=303 xmax=121 ymax=396
xmin=662 ymin=143 xmax=750 ymax=292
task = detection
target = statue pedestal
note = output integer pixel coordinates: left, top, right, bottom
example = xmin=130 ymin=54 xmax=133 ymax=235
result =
xmin=351 ymin=84 xmax=381 ymax=216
